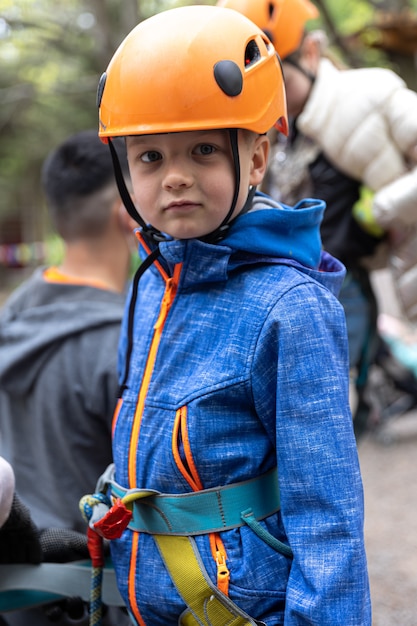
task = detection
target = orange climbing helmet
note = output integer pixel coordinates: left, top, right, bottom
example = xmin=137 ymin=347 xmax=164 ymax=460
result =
xmin=217 ymin=0 xmax=319 ymax=60
xmin=97 ymin=4 xmax=288 ymax=140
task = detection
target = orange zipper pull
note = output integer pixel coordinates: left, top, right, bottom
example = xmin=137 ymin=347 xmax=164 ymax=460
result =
xmin=216 ymin=548 xmax=230 ymax=596
xmin=154 ymin=275 xmax=178 ymax=330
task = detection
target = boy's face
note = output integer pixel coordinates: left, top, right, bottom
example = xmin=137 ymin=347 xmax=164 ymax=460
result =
xmin=126 ymin=129 xmax=268 ymax=240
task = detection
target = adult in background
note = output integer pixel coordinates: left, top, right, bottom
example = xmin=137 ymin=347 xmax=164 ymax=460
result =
xmin=0 ymin=129 xmax=135 ymax=625
xmin=219 ymin=0 xmax=417 ymax=437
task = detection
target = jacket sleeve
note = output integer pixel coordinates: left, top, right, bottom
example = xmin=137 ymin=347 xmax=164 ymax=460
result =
xmin=372 ymin=86 xmax=417 ymax=228
xmin=370 ymin=86 xmax=417 ymax=325
xmin=297 ymin=60 xmax=417 ymax=228
xmin=253 ymin=279 xmax=371 ymax=625
xmin=373 ymin=167 xmax=417 ymax=228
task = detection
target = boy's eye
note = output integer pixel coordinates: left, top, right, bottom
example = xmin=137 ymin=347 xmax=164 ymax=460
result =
xmin=141 ymin=150 xmax=162 ymax=163
xmin=196 ymin=144 xmax=215 ymax=156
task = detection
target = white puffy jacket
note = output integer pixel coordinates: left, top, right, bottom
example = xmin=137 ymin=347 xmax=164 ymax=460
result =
xmin=297 ymin=58 xmax=417 ymax=321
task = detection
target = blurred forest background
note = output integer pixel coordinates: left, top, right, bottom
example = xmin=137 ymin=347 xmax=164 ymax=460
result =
xmin=1 ymin=0 xmax=417 ymax=287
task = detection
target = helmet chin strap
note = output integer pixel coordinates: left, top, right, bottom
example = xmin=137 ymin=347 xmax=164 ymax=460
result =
xmin=108 ymin=139 xmax=143 ymax=228
xmin=201 ymin=128 xmax=256 ymax=244
xmin=109 ymin=129 xmax=255 ymax=247
xmin=108 ymin=139 xmax=168 ymax=245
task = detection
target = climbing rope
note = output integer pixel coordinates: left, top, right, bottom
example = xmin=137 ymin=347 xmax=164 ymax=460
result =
xmin=79 ymin=493 xmax=111 ymax=626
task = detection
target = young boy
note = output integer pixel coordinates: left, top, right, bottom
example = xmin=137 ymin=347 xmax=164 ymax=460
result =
xmin=93 ymin=5 xmax=371 ymax=624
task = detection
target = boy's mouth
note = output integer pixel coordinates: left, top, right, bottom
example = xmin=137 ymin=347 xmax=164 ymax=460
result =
xmin=165 ymin=200 xmax=199 ymax=211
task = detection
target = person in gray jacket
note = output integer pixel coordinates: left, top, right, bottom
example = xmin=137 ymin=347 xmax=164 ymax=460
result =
xmin=0 ymin=129 xmax=135 ymax=625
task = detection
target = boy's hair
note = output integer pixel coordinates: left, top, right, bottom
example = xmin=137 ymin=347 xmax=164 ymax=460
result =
xmin=41 ymin=130 xmax=129 ymax=241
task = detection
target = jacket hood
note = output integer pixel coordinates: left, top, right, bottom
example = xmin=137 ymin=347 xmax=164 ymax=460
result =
xmin=0 ymin=268 xmax=125 ymax=394
xmin=226 ymin=192 xmax=323 ymax=267
xmin=156 ymin=192 xmax=345 ymax=297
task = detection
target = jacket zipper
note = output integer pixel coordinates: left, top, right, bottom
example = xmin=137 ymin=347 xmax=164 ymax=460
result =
xmin=128 ymin=263 xmax=181 ymax=487
xmin=127 ymin=255 xmax=181 ymax=625
xmin=173 ymin=406 xmax=230 ymax=596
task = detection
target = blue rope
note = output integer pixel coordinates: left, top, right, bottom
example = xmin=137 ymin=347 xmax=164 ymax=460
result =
xmin=79 ymin=493 xmax=111 ymax=626
xmin=90 ymin=565 xmax=103 ymax=625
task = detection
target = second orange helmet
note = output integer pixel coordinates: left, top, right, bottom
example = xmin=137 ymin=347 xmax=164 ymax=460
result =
xmin=217 ymin=0 xmax=319 ymax=60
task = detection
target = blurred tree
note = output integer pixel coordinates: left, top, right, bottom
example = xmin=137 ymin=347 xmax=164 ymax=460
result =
xmin=0 ymin=1 xmax=139 ymax=230
xmin=318 ymin=0 xmax=417 ymax=89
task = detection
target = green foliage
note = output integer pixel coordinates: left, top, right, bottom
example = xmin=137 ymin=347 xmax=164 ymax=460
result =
xmin=326 ymin=0 xmax=375 ymax=35
xmin=0 ymin=0 xmax=101 ymax=237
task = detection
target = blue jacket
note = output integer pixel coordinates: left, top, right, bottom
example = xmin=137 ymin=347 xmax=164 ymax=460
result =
xmin=111 ymin=193 xmax=371 ymax=625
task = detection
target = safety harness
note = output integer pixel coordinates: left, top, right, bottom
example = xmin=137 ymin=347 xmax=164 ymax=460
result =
xmin=79 ymin=464 xmax=292 ymax=626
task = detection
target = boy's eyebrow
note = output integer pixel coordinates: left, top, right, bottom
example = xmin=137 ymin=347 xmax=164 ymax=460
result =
xmin=127 ymin=136 xmax=149 ymax=145
xmin=127 ymin=130 xmax=227 ymax=144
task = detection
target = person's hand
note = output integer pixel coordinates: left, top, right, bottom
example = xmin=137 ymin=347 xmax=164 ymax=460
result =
xmin=0 ymin=493 xmax=109 ymax=564
xmin=0 ymin=493 xmax=42 ymax=564
xmin=39 ymin=527 xmax=91 ymax=563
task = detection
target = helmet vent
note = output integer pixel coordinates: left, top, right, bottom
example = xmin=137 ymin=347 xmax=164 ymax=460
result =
xmin=244 ymin=40 xmax=261 ymax=67
xmin=214 ymin=60 xmax=243 ymax=97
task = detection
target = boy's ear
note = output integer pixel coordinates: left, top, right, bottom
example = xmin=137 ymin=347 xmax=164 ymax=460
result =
xmin=250 ymin=134 xmax=270 ymax=187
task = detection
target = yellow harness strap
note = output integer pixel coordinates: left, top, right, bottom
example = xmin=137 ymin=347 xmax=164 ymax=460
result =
xmin=154 ymin=535 xmax=258 ymax=626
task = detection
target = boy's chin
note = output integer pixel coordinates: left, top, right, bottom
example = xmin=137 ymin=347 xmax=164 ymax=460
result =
xmin=162 ymin=226 xmax=217 ymax=241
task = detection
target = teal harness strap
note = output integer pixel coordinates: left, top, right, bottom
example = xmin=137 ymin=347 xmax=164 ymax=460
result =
xmin=77 ymin=465 xmax=290 ymax=626
xmin=241 ymin=508 xmax=293 ymax=558
xmin=0 ymin=561 xmax=124 ymax=612
xmin=110 ymin=467 xmax=280 ymax=535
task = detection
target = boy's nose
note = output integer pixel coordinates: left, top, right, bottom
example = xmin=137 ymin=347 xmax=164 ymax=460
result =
xmin=163 ymin=161 xmax=193 ymax=190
